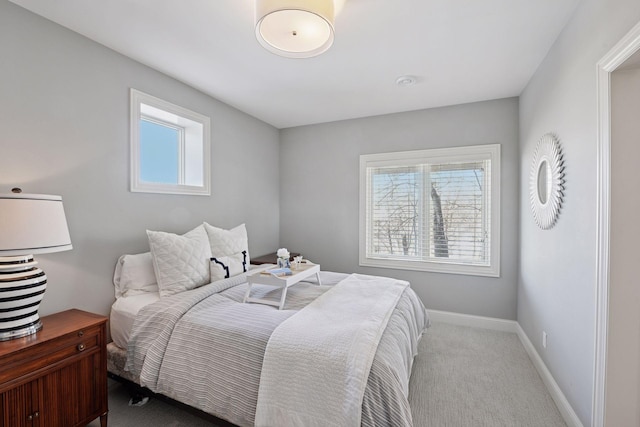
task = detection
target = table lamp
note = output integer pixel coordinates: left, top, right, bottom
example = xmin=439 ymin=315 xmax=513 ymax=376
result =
xmin=0 ymin=189 xmax=72 ymax=341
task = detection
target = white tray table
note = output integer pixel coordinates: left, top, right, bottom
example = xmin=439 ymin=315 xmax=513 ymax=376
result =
xmin=243 ymin=263 xmax=321 ymax=310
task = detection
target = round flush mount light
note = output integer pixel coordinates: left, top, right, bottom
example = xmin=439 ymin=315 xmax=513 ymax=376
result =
xmin=255 ymin=0 xmax=335 ymax=58
xmin=395 ymin=75 xmax=418 ymax=87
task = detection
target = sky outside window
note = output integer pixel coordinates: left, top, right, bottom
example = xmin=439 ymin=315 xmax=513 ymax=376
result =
xmin=139 ymin=119 xmax=180 ymax=184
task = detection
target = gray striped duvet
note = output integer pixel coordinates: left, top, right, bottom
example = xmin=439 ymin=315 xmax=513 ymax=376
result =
xmin=125 ymin=270 xmax=429 ymax=427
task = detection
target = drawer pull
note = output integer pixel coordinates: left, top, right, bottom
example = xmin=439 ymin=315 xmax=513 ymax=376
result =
xmin=34 ymin=411 xmax=39 ymax=418
xmin=78 ymin=330 xmax=84 ymax=337
xmin=77 ymin=343 xmax=85 ymax=352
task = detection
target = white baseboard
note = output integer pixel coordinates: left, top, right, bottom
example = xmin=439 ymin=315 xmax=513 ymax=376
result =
xmin=515 ymin=323 xmax=584 ymax=427
xmin=427 ymin=309 xmax=518 ymax=332
xmin=429 ymin=309 xmax=583 ymax=427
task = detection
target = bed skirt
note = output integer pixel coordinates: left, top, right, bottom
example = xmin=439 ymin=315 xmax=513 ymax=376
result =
xmin=107 ymin=342 xmax=139 ymax=384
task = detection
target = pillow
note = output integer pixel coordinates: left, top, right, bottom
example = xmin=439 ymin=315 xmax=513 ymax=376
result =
xmin=113 ymin=252 xmax=158 ymax=298
xmin=147 ymin=224 xmax=212 ymax=297
xmin=203 ymin=222 xmax=250 ymax=265
xmin=209 ymin=251 xmax=249 ymax=282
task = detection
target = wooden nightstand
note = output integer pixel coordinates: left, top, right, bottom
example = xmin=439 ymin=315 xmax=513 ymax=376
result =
xmin=0 ymin=309 xmax=108 ymax=427
xmin=251 ymin=252 xmax=300 ymax=265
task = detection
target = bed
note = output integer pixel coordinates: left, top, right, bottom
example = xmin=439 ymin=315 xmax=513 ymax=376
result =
xmin=107 ymin=223 xmax=429 ymax=427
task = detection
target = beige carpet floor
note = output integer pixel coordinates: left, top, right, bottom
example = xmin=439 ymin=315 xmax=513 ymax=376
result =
xmin=409 ymin=322 xmax=566 ymax=427
xmin=89 ymin=322 xmax=567 ymax=427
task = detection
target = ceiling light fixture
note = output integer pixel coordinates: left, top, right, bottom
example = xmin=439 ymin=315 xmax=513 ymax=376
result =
xmin=255 ymin=0 xmax=335 ymax=58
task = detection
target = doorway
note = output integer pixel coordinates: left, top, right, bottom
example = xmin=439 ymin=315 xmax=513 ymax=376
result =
xmin=594 ymin=21 xmax=640 ymax=427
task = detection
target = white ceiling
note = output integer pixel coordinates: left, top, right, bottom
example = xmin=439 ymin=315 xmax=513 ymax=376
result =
xmin=10 ymin=0 xmax=581 ymax=129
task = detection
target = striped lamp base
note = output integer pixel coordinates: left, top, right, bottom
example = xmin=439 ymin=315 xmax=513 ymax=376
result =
xmin=0 ymin=255 xmax=47 ymax=341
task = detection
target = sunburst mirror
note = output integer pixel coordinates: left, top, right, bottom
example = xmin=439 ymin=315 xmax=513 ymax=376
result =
xmin=529 ymin=133 xmax=565 ymax=229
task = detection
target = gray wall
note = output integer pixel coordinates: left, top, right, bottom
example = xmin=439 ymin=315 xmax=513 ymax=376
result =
xmin=518 ymin=0 xmax=640 ymax=424
xmin=0 ymin=1 xmax=280 ymax=318
xmin=280 ymin=98 xmax=520 ymax=320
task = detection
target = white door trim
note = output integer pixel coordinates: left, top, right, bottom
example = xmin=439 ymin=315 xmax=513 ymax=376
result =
xmin=593 ymin=20 xmax=640 ymax=427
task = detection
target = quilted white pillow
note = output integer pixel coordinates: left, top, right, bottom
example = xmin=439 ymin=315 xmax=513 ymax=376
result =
xmin=209 ymin=252 xmax=248 ymax=282
xmin=113 ymin=252 xmax=158 ymax=298
xmin=147 ymin=225 xmax=212 ymax=297
xmin=203 ymin=222 xmax=250 ymax=265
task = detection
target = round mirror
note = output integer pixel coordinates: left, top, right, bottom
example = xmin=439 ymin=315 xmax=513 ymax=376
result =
xmin=537 ymin=160 xmax=550 ymax=204
xmin=529 ymin=133 xmax=565 ymax=229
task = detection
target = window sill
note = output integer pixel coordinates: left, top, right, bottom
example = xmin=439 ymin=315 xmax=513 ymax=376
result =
xmin=359 ymin=257 xmax=500 ymax=278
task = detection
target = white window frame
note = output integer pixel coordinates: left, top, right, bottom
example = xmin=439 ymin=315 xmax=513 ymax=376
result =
xmin=359 ymin=144 xmax=501 ymax=277
xmin=130 ymin=89 xmax=211 ymax=196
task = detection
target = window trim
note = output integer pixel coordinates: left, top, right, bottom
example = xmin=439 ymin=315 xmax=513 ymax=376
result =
xmin=359 ymin=144 xmax=501 ymax=277
xmin=130 ymin=89 xmax=211 ymax=196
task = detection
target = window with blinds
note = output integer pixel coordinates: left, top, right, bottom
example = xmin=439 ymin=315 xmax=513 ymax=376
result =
xmin=359 ymin=144 xmax=500 ymax=277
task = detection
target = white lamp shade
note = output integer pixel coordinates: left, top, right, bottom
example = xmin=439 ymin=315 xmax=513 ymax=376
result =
xmin=256 ymin=0 xmax=335 ymax=58
xmin=0 ymin=193 xmax=72 ymax=256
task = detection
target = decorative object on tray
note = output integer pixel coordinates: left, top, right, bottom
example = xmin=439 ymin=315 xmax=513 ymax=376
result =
xmin=529 ymin=133 xmax=565 ymax=229
xmin=262 ymin=267 xmax=292 ymax=277
xmin=292 ymin=255 xmax=304 ymax=270
xmin=276 ymin=248 xmax=291 ymax=268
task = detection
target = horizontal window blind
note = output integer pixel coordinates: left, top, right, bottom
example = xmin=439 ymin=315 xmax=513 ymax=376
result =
xmin=428 ymin=161 xmax=490 ymax=265
xmin=368 ymin=165 xmax=424 ymax=258
xmin=360 ymin=144 xmax=500 ymax=277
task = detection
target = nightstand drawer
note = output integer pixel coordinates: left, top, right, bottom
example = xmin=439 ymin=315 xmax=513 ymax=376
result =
xmin=0 ymin=324 xmax=101 ymax=386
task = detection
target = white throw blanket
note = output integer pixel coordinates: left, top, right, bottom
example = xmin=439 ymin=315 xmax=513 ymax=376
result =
xmin=254 ymin=273 xmax=409 ymax=427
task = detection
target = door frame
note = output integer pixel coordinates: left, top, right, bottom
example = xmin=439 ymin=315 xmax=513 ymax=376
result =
xmin=593 ymin=20 xmax=640 ymax=427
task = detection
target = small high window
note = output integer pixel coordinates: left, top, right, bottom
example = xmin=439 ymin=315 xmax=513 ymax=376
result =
xmin=359 ymin=144 xmax=501 ymax=277
xmin=130 ymin=89 xmax=211 ymax=196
